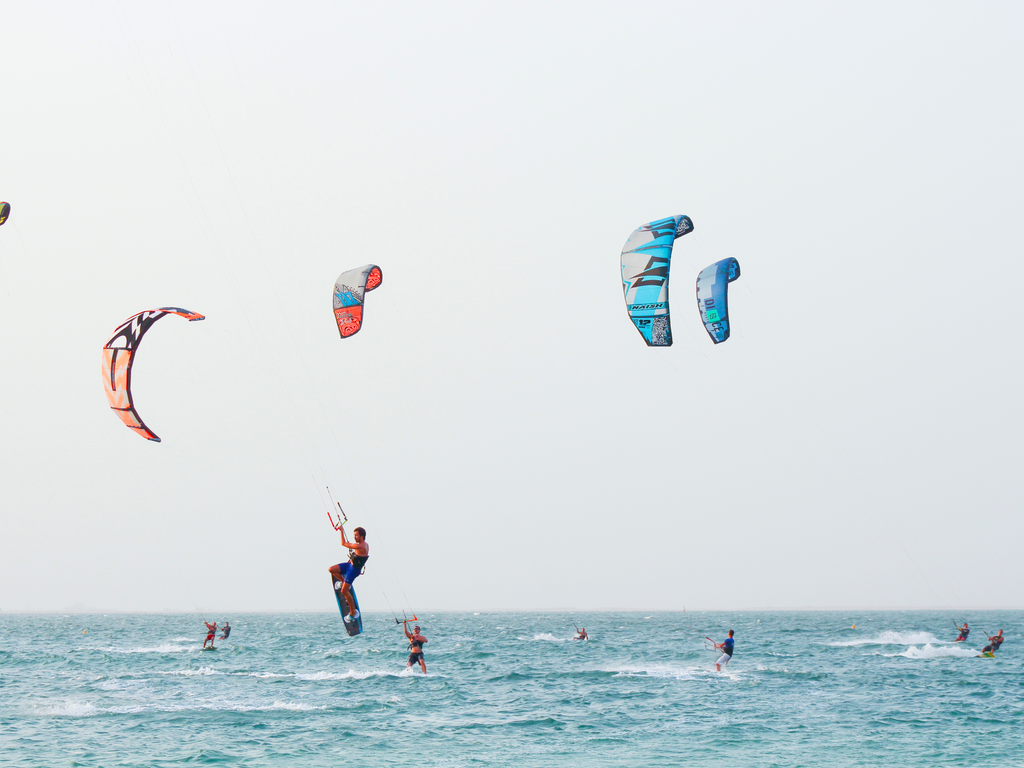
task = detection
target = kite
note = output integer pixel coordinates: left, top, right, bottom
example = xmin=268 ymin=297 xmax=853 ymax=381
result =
xmin=101 ymin=307 xmax=205 ymax=442
xmin=0 ymin=202 xmax=10 ymax=226
xmin=696 ymin=258 xmax=741 ymax=344
xmin=333 ymin=265 xmax=382 ymax=338
xmin=620 ymin=216 xmax=693 ymax=346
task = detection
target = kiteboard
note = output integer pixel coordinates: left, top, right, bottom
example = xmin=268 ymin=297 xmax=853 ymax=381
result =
xmin=201 ymin=646 xmax=216 ymax=652
xmin=978 ymin=651 xmax=995 ymax=658
xmin=331 ymin=575 xmax=363 ymax=636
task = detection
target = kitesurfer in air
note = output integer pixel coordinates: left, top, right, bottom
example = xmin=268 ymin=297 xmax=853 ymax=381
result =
xmin=954 ymin=621 xmax=969 ymax=642
xmin=203 ymin=620 xmax=217 ymax=649
xmin=329 ymin=525 xmax=368 ymax=621
xmin=404 ymin=620 xmax=428 ymax=673
xmin=982 ymin=630 xmax=1005 ymax=655
xmin=219 ymin=621 xmax=231 ymax=640
xmin=715 ymin=630 xmax=735 ymax=671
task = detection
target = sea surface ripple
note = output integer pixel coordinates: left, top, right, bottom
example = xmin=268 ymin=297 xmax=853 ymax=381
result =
xmin=1 ymin=611 xmax=1021 ymax=766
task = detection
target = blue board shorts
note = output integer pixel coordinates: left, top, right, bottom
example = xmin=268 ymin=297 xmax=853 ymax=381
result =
xmin=334 ymin=562 xmax=361 ymax=585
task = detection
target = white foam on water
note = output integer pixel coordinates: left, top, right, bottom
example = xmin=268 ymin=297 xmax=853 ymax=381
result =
xmin=97 ymin=644 xmax=196 ymax=654
xmin=296 ymin=668 xmax=417 ymax=681
xmin=37 ymin=700 xmax=100 ymax=717
xmin=94 ymin=679 xmax=138 ymax=691
xmin=103 ymin=699 xmax=329 ymax=715
xmin=887 ymin=643 xmax=980 ymax=659
xmin=262 ymin=700 xmax=326 ymax=712
xmin=158 ymin=666 xmax=223 ymax=677
xmin=246 ymin=671 xmax=295 ymax=679
xmin=106 ymin=704 xmax=151 ymax=714
xmin=531 ymin=633 xmax=566 ymax=642
xmin=830 ymin=631 xmax=939 ymax=647
xmin=608 ymin=663 xmax=735 ymax=681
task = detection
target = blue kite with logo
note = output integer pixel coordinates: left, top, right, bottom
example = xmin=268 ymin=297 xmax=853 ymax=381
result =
xmin=620 ymin=215 xmax=693 ymax=346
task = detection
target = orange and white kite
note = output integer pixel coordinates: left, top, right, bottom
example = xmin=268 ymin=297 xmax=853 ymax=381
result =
xmin=101 ymin=307 xmax=205 ymax=442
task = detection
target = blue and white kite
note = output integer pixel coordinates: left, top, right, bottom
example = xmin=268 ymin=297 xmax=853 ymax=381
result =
xmin=620 ymin=215 xmax=693 ymax=346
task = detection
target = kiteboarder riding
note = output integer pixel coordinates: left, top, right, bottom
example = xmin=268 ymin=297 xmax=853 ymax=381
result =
xmin=982 ymin=630 xmax=1005 ymax=655
xmin=715 ymin=630 xmax=735 ymax=671
xmin=219 ymin=621 xmax=231 ymax=640
xmin=329 ymin=526 xmax=368 ymax=621
xmin=954 ymin=622 xmax=969 ymax=642
xmin=404 ymin=620 xmax=428 ymax=673
xmin=203 ymin=620 xmax=217 ymax=649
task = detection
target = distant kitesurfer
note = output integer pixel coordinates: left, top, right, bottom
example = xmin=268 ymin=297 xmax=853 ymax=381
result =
xmin=954 ymin=622 xmax=969 ymax=642
xmin=219 ymin=621 xmax=231 ymax=640
xmin=715 ymin=630 xmax=735 ymax=671
xmin=203 ymin=620 xmax=217 ymax=649
xmin=574 ymin=626 xmax=588 ymax=641
xmin=328 ymin=525 xmax=368 ymax=621
xmin=982 ymin=630 xmax=1005 ymax=655
xmin=404 ymin=620 xmax=428 ymax=674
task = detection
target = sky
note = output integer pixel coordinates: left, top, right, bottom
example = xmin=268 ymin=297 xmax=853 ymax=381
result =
xmin=1 ymin=1 xmax=1022 ymax=614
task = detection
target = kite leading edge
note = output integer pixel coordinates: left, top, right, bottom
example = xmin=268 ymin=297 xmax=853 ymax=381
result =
xmin=100 ymin=307 xmax=205 ymax=442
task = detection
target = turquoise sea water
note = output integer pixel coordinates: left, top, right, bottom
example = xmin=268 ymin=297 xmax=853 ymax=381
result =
xmin=1 ymin=611 xmax=1021 ymax=766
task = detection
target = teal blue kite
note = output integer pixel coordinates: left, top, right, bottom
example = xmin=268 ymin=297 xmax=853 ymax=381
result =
xmin=696 ymin=258 xmax=741 ymax=344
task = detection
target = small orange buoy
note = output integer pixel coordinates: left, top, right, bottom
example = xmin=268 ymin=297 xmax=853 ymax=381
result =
xmin=852 ymin=625 xmax=856 ymax=629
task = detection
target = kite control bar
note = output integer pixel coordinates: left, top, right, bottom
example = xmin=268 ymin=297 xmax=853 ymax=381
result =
xmin=325 ymin=486 xmax=348 ymax=531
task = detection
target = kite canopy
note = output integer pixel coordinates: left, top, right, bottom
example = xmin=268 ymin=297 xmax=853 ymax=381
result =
xmin=696 ymin=258 xmax=741 ymax=344
xmin=101 ymin=307 xmax=205 ymax=442
xmin=0 ymin=202 xmax=10 ymax=226
xmin=620 ymin=215 xmax=693 ymax=346
xmin=333 ymin=265 xmax=382 ymax=338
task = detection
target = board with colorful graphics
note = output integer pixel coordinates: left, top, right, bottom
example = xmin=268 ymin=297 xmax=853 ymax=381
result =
xmin=331 ymin=574 xmax=363 ymax=636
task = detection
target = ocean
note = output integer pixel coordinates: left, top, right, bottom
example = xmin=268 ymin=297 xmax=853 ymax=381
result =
xmin=1 ymin=611 xmax=1021 ymax=766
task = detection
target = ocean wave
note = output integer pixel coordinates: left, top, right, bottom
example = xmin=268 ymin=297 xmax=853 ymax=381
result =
xmin=37 ymin=700 xmax=100 ymax=717
xmin=41 ymin=698 xmax=330 ymax=717
xmin=296 ymin=668 xmax=419 ymax=681
xmin=754 ymin=664 xmax=828 ymax=680
xmin=93 ymin=678 xmax=143 ymax=691
xmin=530 ymin=633 xmax=567 ymax=642
xmin=110 ymin=699 xmax=329 ymax=714
xmin=887 ymin=643 xmax=980 ymax=660
xmin=94 ymin=644 xmax=197 ymax=654
xmin=246 ymin=671 xmax=294 ymax=679
xmin=158 ymin=666 xmax=223 ymax=677
xmin=258 ymin=700 xmax=327 ymax=712
xmin=608 ymin=663 xmax=733 ymax=681
xmin=829 ymin=631 xmax=939 ymax=647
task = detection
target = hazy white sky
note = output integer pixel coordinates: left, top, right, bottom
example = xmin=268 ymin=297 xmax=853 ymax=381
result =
xmin=1 ymin=1 xmax=1022 ymax=613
